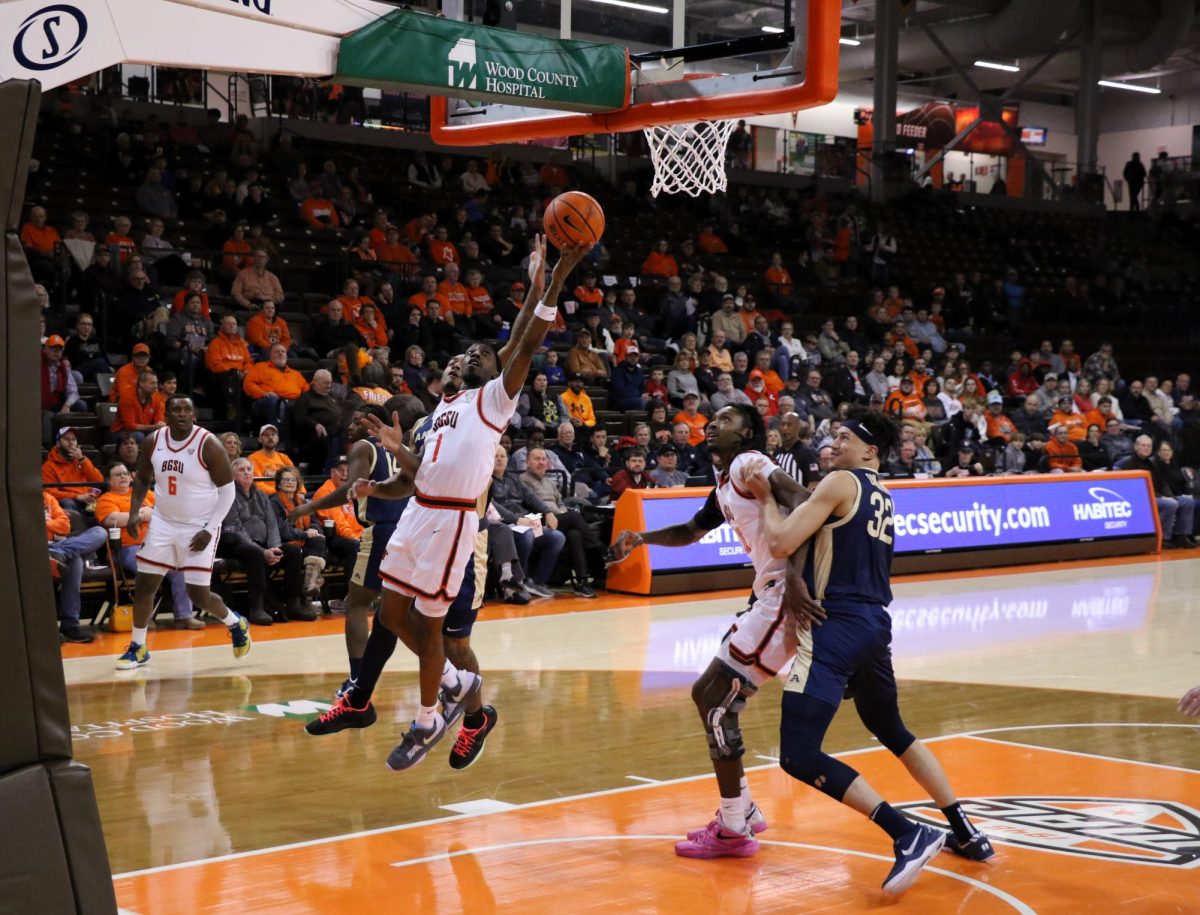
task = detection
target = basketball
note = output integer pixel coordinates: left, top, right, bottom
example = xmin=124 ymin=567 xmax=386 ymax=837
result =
xmin=543 ymin=190 xmax=605 ymax=249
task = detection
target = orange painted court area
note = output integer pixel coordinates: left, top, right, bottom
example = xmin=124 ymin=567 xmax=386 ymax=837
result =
xmin=114 ymin=737 xmax=1200 ymax=913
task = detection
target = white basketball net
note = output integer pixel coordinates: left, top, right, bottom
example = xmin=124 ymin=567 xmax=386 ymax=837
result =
xmin=642 ymin=119 xmax=737 ymax=198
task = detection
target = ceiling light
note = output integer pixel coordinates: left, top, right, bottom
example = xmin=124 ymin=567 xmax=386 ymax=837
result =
xmin=1098 ymin=79 xmax=1161 ymax=94
xmin=975 ymin=60 xmax=1019 ymax=72
xmin=761 ymin=25 xmax=784 ymax=34
xmin=839 ymin=37 xmax=861 ymax=46
xmin=584 ymin=0 xmax=668 ymax=13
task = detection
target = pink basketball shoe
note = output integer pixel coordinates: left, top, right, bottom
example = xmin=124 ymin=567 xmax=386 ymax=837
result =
xmin=675 ymin=820 xmax=760 ymax=859
xmin=686 ymin=803 xmax=769 ymax=841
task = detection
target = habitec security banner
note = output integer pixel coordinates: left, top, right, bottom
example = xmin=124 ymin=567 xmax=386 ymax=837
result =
xmin=639 ymin=475 xmax=1156 ymax=573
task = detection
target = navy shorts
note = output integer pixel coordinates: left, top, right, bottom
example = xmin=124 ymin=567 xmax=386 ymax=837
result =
xmin=442 ymin=551 xmax=479 ymax=638
xmin=350 ymin=521 xmax=396 ymax=594
xmin=782 ymin=602 xmax=896 ymax=708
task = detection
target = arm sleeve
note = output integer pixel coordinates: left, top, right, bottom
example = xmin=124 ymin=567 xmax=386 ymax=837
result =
xmin=201 ymin=481 xmax=237 ymax=532
xmin=691 ymin=488 xmax=724 ymax=531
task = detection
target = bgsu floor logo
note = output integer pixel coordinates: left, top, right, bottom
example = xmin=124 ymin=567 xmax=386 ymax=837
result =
xmin=897 ymin=797 xmax=1200 ymax=868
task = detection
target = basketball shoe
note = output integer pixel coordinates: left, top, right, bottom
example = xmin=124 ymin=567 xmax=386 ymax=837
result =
xmin=449 ymin=706 xmax=497 ymax=770
xmin=674 ymin=820 xmax=759 ymax=859
xmin=305 ymin=695 xmax=377 ymax=736
xmin=386 ymin=713 xmax=447 ymax=771
xmin=116 ymin=642 xmax=150 ymax=670
xmin=440 ymin=671 xmax=482 ymax=730
xmin=686 ymin=803 xmax=768 ymax=841
xmin=228 ymin=615 xmax=252 ymax=658
xmin=882 ymin=824 xmax=946 ymax=895
xmin=944 ymin=831 xmax=996 ymax=861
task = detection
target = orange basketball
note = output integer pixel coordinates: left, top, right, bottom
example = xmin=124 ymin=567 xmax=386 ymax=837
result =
xmin=543 ymin=191 xmax=605 ymax=249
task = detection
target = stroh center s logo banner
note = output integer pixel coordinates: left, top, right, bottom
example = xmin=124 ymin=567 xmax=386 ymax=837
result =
xmin=898 ymin=797 xmax=1200 ymax=868
xmin=13 ymin=4 xmax=87 ymax=71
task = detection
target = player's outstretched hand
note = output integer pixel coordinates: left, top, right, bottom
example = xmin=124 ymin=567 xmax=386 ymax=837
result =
xmin=286 ymin=503 xmax=313 ymax=523
xmin=739 ymin=456 xmax=773 ymax=500
xmin=1179 ymin=685 xmax=1200 ymax=717
xmin=363 ymin=410 xmax=404 ymax=453
xmin=348 ymin=478 xmax=376 ymax=502
xmin=783 ymin=573 xmax=827 ymax=630
xmin=553 ymin=243 xmax=592 ymax=278
xmin=606 ymin=530 xmax=643 ymax=566
xmin=189 ymin=530 xmax=213 ymax=553
xmin=527 ymin=233 xmax=546 ymax=284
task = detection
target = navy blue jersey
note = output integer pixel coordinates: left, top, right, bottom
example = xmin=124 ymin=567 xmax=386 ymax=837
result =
xmin=803 ymin=468 xmax=893 ymax=606
xmin=355 ymin=438 xmax=408 ymax=525
xmin=411 ymin=413 xmax=434 ymax=456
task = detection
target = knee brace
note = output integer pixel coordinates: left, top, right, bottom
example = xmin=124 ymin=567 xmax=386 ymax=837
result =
xmin=854 ymin=699 xmax=916 ymax=757
xmin=779 ymin=692 xmax=859 ymax=800
xmin=704 ymin=676 xmax=754 ymax=760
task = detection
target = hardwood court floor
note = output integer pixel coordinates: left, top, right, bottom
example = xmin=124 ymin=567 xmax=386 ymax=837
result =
xmin=62 ymin=555 xmax=1200 ymax=913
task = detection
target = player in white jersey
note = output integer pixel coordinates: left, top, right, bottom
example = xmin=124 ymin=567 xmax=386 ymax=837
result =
xmin=610 ymin=404 xmax=824 ymax=858
xmin=116 ymin=394 xmax=250 ymax=670
xmin=309 ymin=237 xmax=591 ymax=771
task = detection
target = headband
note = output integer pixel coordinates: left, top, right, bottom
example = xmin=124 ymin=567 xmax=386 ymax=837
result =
xmin=842 ymin=418 xmax=877 ymax=447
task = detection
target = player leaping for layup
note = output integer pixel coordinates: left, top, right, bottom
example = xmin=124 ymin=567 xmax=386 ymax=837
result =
xmin=740 ymin=408 xmax=993 ymax=895
xmin=306 ymin=237 xmax=589 ymax=770
xmin=116 ymin=394 xmax=250 ymax=669
xmin=610 ymin=403 xmax=824 ymax=858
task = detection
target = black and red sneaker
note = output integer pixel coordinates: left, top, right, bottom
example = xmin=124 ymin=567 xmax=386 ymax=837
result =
xmin=448 ymin=705 xmax=498 ymax=770
xmin=305 ymin=695 xmax=377 ymax=736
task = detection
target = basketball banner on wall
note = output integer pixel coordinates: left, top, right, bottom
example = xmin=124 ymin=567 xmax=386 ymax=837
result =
xmin=864 ymin=102 xmax=1021 ymax=154
xmin=335 ymin=9 xmax=629 ymax=112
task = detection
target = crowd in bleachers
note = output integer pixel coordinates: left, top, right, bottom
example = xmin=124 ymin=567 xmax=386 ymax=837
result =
xmin=26 ymin=93 xmax=1200 ymax=641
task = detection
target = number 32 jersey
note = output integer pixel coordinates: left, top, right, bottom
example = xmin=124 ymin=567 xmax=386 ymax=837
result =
xmin=803 ymin=467 xmax=894 ymax=606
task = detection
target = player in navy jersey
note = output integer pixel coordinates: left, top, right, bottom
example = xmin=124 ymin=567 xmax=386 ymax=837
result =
xmin=742 ymin=408 xmax=993 ymax=895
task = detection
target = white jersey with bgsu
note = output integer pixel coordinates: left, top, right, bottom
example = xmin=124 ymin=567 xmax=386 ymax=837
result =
xmin=150 ymin=425 xmax=219 ymax=522
xmin=379 ymin=376 xmax=518 ymax=615
xmin=412 ymin=377 xmax=519 ymax=510
xmin=713 ymin=449 xmax=797 ymax=687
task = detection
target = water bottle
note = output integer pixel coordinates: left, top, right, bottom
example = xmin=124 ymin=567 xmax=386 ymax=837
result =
xmin=498 ymin=321 xmax=511 ymax=342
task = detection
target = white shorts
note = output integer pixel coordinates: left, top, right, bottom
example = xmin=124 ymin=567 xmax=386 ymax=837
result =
xmin=378 ymin=502 xmax=476 ymax=617
xmin=137 ymin=516 xmax=219 ymax=587
xmin=715 ymin=581 xmax=798 ymax=689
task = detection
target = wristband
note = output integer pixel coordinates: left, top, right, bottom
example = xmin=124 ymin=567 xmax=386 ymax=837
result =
xmin=534 ymin=301 xmax=558 ymax=322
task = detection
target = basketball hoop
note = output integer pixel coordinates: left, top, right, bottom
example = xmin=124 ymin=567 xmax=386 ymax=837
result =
xmin=642 ymin=119 xmax=737 ymax=198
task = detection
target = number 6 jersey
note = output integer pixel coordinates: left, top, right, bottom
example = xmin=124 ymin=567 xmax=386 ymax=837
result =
xmin=149 ymin=425 xmax=219 ymax=524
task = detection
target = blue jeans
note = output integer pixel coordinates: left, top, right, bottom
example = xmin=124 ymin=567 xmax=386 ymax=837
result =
xmin=116 ymin=545 xmax=193 ymax=617
xmin=513 ymin=526 xmax=566 ymax=585
xmin=1158 ymin=495 xmax=1195 ymax=539
xmin=49 ymin=525 xmax=108 ymax=626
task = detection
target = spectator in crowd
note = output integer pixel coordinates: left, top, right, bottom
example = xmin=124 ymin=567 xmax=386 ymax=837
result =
xmin=112 ymin=369 xmax=165 ymax=442
xmin=673 ymin=392 xmax=707 ymax=446
xmin=243 ymin=343 xmax=310 ymax=435
xmin=710 ymin=294 xmax=746 ymax=347
xmin=648 ymin=445 xmax=687 ymax=487
xmin=560 ymin=373 xmax=597 ymax=428
xmin=1117 ymin=436 xmax=1193 ymax=545
xmin=309 ymin=456 xmax=365 ymax=572
xmin=886 ymin=441 xmax=919 ymax=476
xmin=609 ymin=447 xmax=656 ymax=499
xmin=353 ymin=302 xmax=389 ymax=350
xmin=667 ymin=351 xmax=701 ymax=406
xmin=609 ymin=345 xmax=648 ymax=412
xmin=245 ymin=300 xmax=292 ymax=357
xmin=1049 ymin=395 xmax=1089 ymax=441
xmin=95 ymin=462 xmax=199 ymax=629
xmin=1044 ymin=424 xmax=1083 ymax=472
xmin=520 ymin=448 xmax=602 ymax=598
xmin=460 ymin=159 xmax=491 ymax=194
xmin=710 ymin=371 xmax=750 ymax=411
xmin=799 ymin=369 xmax=836 ymax=424
xmin=1077 ymin=423 xmax=1109 ymax=471
xmin=641 ymin=239 xmax=678 ymax=278
xmin=171 ymin=270 xmax=211 ymax=317
xmin=312 ymin=299 xmax=365 ymax=357
xmin=231 ymin=248 xmax=284 ymax=311
xmin=1151 ymin=440 xmax=1196 ymax=547
xmin=105 ymin=215 xmax=138 ymax=265
xmin=427 ymin=225 xmax=460 ymax=267
xmin=115 ymin=261 xmax=168 ymax=345
xmin=40 ymin=335 xmax=84 ymax=446
xmin=269 ymin=466 xmax=328 ymax=604
xmin=565 ymin=330 xmax=609 ymax=383
xmin=205 ymin=314 xmax=253 ymax=421
xmin=1100 ymin=417 xmax=1135 ymax=464
xmin=1123 ymin=152 xmax=1147 ymax=210
xmin=1012 ymin=393 xmax=1049 ymax=444
xmin=292 ymin=369 xmax=343 ymax=471
xmin=1120 ymin=378 xmax=1161 ymax=432
xmin=20 ymin=205 xmax=61 ymax=284
xmin=162 ymin=291 xmax=213 ymax=392
xmin=42 ymin=428 xmax=104 ymax=512
xmin=1084 ymin=342 xmax=1121 ymax=386
xmin=217 ymin=458 xmax=307 ymax=625
xmin=300 ymin=181 xmax=340 ymax=228
xmin=489 ymin=446 xmax=563 ymax=599
xmin=45 ymin=492 xmax=107 ymax=643
xmin=63 ymin=313 xmax=111 ymax=382
xmin=248 ymin=423 xmax=299 ymax=495
xmin=517 ymin=371 xmax=561 ymax=433
xmin=136 ymin=167 xmax=178 ymax=219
